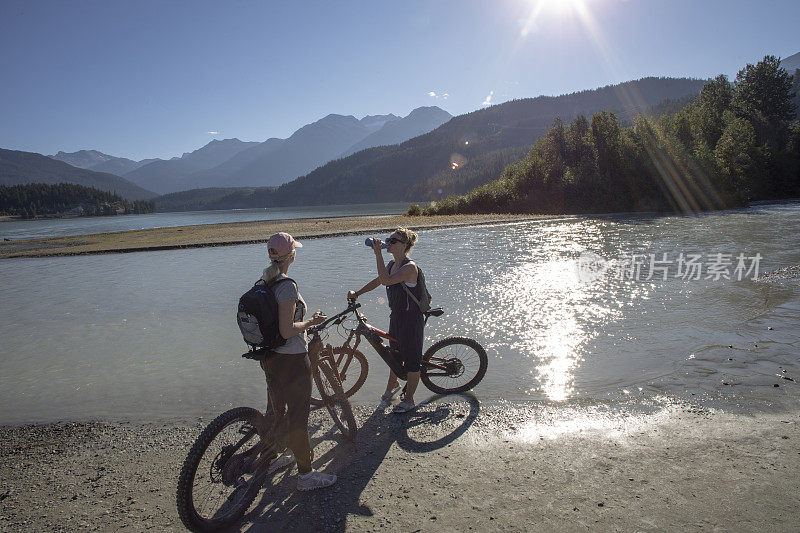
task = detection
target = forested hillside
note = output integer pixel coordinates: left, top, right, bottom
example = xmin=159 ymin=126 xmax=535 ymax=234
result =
xmin=419 ymin=56 xmax=799 ymax=216
xmin=0 ymin=183 xmax=155 ymax=219
xmin=154 ymin=187 xmax=247 ymax=212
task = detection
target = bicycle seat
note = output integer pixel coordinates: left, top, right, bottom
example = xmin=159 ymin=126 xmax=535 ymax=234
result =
xmin=424 ymin=307 xmax=444 ymax=318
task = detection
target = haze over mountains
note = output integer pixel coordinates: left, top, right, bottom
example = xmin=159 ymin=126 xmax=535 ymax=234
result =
xmin=45 ymin=106 xmax=452 ymax=195
xmin=121 ymin=138 xmax=261 ymax=194
xmin=153 ymin=106 xmax=452 ymax=193
xmin=339 ymin=106 xmax=453 ymax=158
xmin=49 ymin=150 xmax=158 ymax=176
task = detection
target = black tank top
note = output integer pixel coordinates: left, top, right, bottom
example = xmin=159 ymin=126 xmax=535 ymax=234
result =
xmin=386 ymin=258 xmax=422 ymax=314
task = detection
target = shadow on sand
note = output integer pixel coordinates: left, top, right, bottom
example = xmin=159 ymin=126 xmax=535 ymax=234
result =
xmin=241 ymin=392 xmax=481 ymax=532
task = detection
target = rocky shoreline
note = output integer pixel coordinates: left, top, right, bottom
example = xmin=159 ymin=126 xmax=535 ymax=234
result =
xmin=2 ymin=401 xmax=799 ymax=531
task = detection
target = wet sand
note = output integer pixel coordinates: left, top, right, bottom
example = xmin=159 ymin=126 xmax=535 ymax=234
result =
xmin=0 ymin=214 xmax=538 ymax=259
xmin=1 ymin=400 xmax=799 ymax=532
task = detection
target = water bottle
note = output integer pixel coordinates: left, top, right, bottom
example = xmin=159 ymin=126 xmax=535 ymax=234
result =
xmin=365 ymin=238 xmax=389 ymax=249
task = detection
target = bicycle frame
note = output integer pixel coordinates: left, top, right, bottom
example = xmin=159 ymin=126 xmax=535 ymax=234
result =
xmin=311 ymin=301 xmax=451 ymax=381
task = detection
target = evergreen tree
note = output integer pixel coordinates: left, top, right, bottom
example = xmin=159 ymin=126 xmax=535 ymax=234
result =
xmin=733 ymin=55 xmax=796 ymax=148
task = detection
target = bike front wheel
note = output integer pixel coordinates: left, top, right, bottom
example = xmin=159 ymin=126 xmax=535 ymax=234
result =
xmin=176 ymin=407 xmax=267 ymax=532
xmin=313 ymin=362 xmax=358 ymax=441
xmin=310 ymin=346 xmax=369 ymax=406
xmin=420 ymin=337 xmax=488 ymax=395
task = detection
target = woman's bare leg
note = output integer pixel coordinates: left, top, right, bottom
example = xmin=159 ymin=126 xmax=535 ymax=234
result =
xmin=402 ymin=371 xmax=420 ymax=404
xmin=385 ymin=371 xmax=400 ymax=392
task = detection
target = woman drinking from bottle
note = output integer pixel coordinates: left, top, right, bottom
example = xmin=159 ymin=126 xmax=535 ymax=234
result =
xmin=348 ymin=228 xmax=424 ymax=413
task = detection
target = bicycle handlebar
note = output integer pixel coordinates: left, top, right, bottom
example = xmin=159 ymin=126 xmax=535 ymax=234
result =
xmin=308 ymin=300 xmax=362 ymax=335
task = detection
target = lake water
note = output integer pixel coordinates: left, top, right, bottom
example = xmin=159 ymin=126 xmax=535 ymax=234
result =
xmin=1 ymin=203 xmax=799 ymax=425
xmin=0 ymin=202 xmax=410 ymax=241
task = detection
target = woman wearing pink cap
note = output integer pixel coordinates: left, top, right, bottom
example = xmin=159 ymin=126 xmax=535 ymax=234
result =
xmin=259 ymin=232 xmax=336 ymax=491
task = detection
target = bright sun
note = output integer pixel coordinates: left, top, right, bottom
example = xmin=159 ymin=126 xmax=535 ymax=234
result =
xmin=528 ymin=0 xmax=588 ymax=16
xmin=520 ymin=0 xmax=592 ymax=36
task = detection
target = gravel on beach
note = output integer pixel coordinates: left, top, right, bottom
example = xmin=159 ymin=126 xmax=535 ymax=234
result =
xmin=2 ymin=400 xmax=800 ymax=532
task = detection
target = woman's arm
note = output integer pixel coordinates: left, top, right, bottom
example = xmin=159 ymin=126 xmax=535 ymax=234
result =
xmin=349 ymin=276 xmax=381 ymax=300
xmin=278 ymin=300 xmax=324 ymax=339
xmin=373 ymin=246 xmax=418 ymax=286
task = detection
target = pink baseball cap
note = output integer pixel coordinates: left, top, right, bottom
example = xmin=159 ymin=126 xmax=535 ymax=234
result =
xmin=267 ymin=232 xmax=302 ymax=259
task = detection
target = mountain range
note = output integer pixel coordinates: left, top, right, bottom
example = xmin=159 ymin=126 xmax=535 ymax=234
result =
xmin=120 ymin=138 xmax=261 ymax=194
xmin=149 ymin=106 xmax=451 ymax=193
xmin=46 ymin=107 xmax=451 ymax=195
xmin=156 ymin=76 xmax=709 ymax=210
xmin=0 ymin=149 xmax=156 ymax=200
xmin=49 ymin=149 xmax=159 ymax=176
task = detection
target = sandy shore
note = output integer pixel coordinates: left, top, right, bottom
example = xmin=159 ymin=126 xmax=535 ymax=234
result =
xmin=0 ymin=214 xmax=539 ymax=259
xmin=1 ymin=400 xmax=799 ymax=532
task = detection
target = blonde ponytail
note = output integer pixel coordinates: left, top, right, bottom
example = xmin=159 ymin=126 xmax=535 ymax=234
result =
xmin=261 ymin=261 xmax=281 ymax=283
xmin=261 ymin=250 xmax=293 ymax=282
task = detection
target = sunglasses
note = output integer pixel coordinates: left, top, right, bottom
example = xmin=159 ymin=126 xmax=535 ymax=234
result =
xmin=386 ymin=237 xmax=405 ymax=245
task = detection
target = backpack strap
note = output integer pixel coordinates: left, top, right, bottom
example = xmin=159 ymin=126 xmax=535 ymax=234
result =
xmin=397 ymin=259 xmax=424 ymax=311
xmin=402 ymin=283 xmax=424 ymax=310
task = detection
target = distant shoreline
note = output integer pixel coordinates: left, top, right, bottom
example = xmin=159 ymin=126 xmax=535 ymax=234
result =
xmin=0 ymin=213 xmax=541 ymax=259
xmin=0 ymin=213 xmax=86 ymax=223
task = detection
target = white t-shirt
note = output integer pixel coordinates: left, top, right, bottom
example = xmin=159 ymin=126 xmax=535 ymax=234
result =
xmin=271 ymin=274 xmax=307 ymax=354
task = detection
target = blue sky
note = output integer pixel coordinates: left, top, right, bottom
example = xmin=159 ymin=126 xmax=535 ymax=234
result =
xmin=1 ymin=0 xmax=798 ymax=161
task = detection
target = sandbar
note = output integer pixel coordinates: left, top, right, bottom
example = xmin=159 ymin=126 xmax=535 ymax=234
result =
xmin=0 ymin=214 xmax=539 ymax=259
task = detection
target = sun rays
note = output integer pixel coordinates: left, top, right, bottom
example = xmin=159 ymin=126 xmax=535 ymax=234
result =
xmin=513 ymin=0 xmax=727 ymax=214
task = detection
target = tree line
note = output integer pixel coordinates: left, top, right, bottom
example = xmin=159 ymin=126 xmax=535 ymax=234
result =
xmin=0 ymin=183 xmax=155 ymax=219
xmin=417 ymin=56 xmax=799 ymax=216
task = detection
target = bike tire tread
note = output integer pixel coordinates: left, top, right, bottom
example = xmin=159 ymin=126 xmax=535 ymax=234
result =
xmin=176 ymin=406 xmax=265 ymax=532
xmin=420 ymin=336 xmax=488 ymax=395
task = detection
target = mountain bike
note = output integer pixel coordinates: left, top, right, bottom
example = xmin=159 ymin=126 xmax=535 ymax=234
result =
xmin=176 ymin=343 xmax=356 ymax=532
xmin=308 ymin=299 xmax=487 ymax=405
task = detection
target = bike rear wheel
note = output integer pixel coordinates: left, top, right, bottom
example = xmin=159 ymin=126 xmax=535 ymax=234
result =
xmin=420 ymin=337 xmax=488 ymax=394
xmin=176 ymin=407 xmax=268 ymax=532
xmin=313 ymin=362 xmax=358 ymax=441
xmin=310 ymin=347 xmax=369 ymax=406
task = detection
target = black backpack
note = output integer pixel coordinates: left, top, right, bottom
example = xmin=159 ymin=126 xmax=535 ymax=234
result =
xmin=236 ymin=277 xmax=295 ymax=349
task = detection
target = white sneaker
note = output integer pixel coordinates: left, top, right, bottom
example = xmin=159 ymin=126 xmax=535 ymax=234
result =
xmin=267 ymin=453 xmax=294 ymax=475
xmin=296 ymin=470 xmax=337 ymax=491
